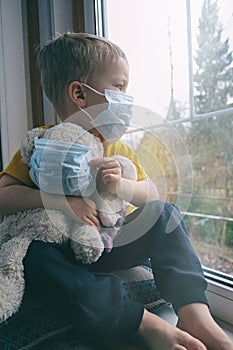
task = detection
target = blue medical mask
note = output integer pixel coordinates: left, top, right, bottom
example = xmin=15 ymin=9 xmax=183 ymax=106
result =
xmin=29 ymin=137 xmax=95 ymax=196
xmin=81 ymin=83 xmax=134 ymax=143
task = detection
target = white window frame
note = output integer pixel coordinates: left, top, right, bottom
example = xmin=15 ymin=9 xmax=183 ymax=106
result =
xmin=205 ymin=269 xmax=233 ymax=325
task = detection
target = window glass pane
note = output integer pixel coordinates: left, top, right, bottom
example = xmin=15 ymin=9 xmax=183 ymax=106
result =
xmin=106 ymin=0 xmax=193 ymax=218
xmin=191 ymin=0 xmax=233 ymax=114
xmin=105 ymin=0 xmax=233 ymax=276
xmin=106 ymin=0 xmax=189 ymax=120
xmin=188 ymin=0 xmax=233 ymax=274
xmin=184 ymin=113 xmax=233 ymax=276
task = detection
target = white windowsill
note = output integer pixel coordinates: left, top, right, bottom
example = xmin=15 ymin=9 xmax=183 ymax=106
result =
xmin=206 ymin=279 xmax=233 ymax=326
xmin=155 ymin=303 xmax=233 ymax=342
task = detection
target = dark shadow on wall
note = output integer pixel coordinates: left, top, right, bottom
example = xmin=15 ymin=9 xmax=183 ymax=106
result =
xmin=0 ymin=132 xmax=2 ymax=172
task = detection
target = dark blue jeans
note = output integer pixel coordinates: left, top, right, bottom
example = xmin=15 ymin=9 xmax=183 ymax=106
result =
xmin=23 ymin=201 xmax=208 ymax=346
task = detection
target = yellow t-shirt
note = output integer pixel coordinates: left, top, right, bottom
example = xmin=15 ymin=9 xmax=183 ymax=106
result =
xmin=0 ymin=126 xmax=147 ymax=186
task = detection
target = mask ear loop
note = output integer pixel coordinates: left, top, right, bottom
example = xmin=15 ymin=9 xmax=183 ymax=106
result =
xmin=77 ymin=104 xmax=93 ymax=121
xmin=81 ymin=83 xmax=105 ymax=97
xmin=75 ymin=105 xmax=105 ymax=142
xmin=78 ymin=82 xmax=108 ymax=122
xmin=77 ymin=84 xmax=108 ymax=132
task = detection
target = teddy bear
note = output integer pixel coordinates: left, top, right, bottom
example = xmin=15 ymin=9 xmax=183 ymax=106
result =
xmin=0 ymin=122 xmax=138 ymax=321
xmin=3 ymin=122 xmax=137 ymax=265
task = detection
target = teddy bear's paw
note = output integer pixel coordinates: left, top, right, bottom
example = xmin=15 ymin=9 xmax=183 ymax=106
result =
xmin=99 ymin=211 xmax=121 ymax=227
xmin=96 ymin=194 xmax=125 ymax=227
xmin=71 ymin=226 xmax=104 ymax=264
xmin=71 ymin=240 xmax=104 ymax=264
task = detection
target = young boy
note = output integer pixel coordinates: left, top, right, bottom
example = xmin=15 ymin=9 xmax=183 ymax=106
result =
xmin=0 ymin=32 xmax=232 ymax=350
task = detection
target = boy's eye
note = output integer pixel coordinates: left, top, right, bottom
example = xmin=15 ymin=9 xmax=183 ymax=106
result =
xmin=115 ymin=84 xmax=123 ymax=90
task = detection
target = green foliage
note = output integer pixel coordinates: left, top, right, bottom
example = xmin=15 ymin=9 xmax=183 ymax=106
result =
xmin=160 ymin=0 xmax=233 ymax=253
xmin=194 ymin=0 xmax=233 ymax=114
xmin=226 ymin=222 xmax=233 ymax=247
xmin=184 ymin=0 xmax=233 ymax=250
xmin=184 ymin=195 xmax=226 ymax=246
xmin=190 ymin=0 xmax=233 ymax=164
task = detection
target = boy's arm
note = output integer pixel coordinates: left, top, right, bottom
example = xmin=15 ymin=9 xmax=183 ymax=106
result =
xmin=114 ymin=177 xmax=159 ymax=206
xmin=0 ymin=174 xmax=100 ymax=228
xmin=0 ymin=174 xmax=43 ymax=214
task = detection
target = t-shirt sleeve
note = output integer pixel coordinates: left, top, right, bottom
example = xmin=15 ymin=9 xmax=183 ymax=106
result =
xmin=0 ymin=149 xmax=34 ymax=186
xmin=105 ymin=141 xmax=148 ymax=181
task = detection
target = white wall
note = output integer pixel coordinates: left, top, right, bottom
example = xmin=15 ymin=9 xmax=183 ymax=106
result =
xmin=0 ymin=0 xmax=29 ymax=167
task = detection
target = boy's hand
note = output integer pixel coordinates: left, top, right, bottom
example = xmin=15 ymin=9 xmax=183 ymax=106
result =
xmin=66 ymin=197 xmax=100 ymax=228
xmin=89 ymin=157 xmax=122 ymax=194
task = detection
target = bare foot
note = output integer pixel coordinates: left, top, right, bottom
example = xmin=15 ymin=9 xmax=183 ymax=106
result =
xmin=138 ymin=309 xmax=207 ymax=349
xmin=178 ymin=303 xmax=233 ymax=350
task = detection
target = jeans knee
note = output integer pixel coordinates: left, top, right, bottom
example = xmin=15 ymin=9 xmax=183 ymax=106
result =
xmin=147 ymin=200 xmax=183 ymax=234
xmin=148 ymin=200 xmax=177 ymax=216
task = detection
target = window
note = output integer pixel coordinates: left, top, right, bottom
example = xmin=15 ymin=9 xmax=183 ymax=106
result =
xmin=105 ymin=0 xmax=233 ymax=282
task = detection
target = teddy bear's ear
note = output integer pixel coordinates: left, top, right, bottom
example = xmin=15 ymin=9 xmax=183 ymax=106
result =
xmin=20 ymin=128 xmax=46 ymax=165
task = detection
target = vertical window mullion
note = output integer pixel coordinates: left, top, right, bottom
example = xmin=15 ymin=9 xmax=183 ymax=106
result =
xmin=82 ymin=0 xmax=96 ymax=34
xmin=37 ymin=0 xmax=57 ymax=125
xmin=186 ymin=0 xmax=195 ymax=118
xmin=26 ymin=0 xmax=44 ymax=127
xmin=94 ymin=0 xmax=107 ymax=37
xmin=0 ymin=131 xmax=2 ymax=172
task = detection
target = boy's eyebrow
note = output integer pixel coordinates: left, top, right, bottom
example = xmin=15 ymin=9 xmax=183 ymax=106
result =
xmin=112 ymin=75 xmax=128 ymax=82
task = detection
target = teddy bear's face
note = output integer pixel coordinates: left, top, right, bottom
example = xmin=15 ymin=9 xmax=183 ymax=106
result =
xmin=43 ymin=123 xmax=104 ymax=159
xmin=20 ymin=123 xmax=104 ymax=166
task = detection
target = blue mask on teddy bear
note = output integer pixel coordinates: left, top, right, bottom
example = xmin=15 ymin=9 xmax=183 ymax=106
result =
xmin=30 ymin=137 xmax=95 ymax=197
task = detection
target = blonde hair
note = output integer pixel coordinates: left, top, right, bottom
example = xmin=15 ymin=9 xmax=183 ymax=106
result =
xmin=38 ymin=32 xmax=127 ymax=107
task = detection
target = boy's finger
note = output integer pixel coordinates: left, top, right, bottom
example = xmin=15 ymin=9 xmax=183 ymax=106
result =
xmin=89 ymin=158 xmax=105 ymax=167
xmin=89 ymin=157 xmax=119 ymax=167
xmin=101 ymin=169 xmax=120 ymax=177
xmin=100 ymin=162 xmax=121 ymax=170
xmin=88 ymin=215 xmax=100 ymax=229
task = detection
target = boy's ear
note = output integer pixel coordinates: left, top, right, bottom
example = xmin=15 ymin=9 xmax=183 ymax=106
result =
xmin=68 ymin=81 xmax=87 ymax=108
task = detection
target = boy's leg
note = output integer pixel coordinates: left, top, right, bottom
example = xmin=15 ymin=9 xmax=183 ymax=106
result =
xmin=94 ymin=200 xmax=208 ymax=312
xmin=23 ymin=240 xmax=207 ymax=350
xmin=93 ymin=200 xmax=233 ymax=350
xmin=23 ymin=204 xmax=206 ymax=350
xmin=23 ymin=240 xmax=144 ymax=348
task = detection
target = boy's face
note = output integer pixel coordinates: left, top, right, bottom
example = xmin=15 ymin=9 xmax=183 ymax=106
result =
xmin=66 ymin=57 xmax=130 ymax=132
xmin=83 ymin=57 xmax=129 ymax=109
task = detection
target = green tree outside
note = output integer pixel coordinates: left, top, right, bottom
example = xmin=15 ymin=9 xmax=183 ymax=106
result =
xmin=194 ymin=0 xmax=233 ymax=114
xmin=186 ymin=0 xmax=233 ymax=264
